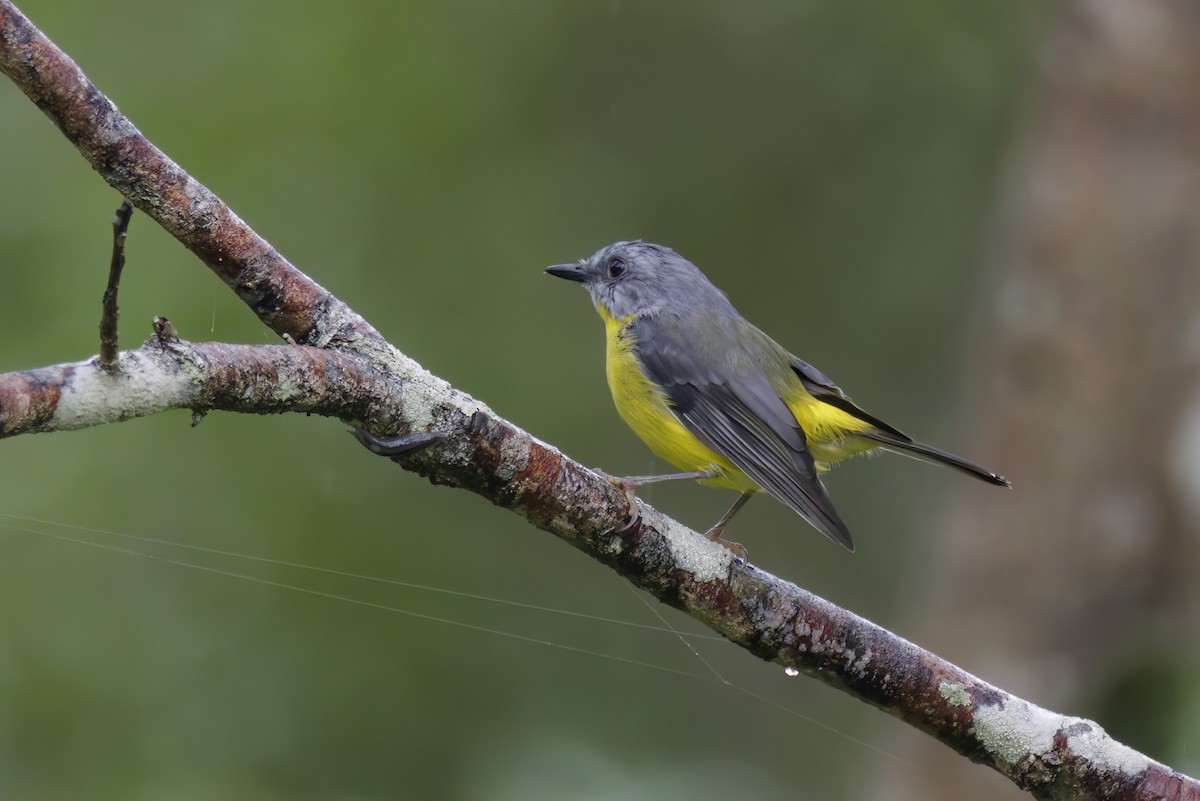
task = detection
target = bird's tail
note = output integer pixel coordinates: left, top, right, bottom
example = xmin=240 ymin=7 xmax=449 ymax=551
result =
xmin=862 ymin=431 xmax=1010 ymax=487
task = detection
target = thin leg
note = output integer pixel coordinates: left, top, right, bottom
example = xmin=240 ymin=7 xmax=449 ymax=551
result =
xmin=704 ymin=490 xmax=754 ymax=558
xmin=591 ymin=468 xmax=714 ymax=534
xmin=706 ymin=490 xmax=754 ymax=539
xmin=620 ymin=469 xmax=713 ymax=486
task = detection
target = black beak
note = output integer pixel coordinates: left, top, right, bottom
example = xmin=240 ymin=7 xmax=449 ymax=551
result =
xmin=545 ymin=263 xmax=587 ymax=282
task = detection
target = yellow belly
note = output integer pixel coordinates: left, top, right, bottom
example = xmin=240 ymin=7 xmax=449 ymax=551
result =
xmin=600 ymin=308 xmax=878 ymax=484
xmin=602 ymin=309 xmax=755 ymax=492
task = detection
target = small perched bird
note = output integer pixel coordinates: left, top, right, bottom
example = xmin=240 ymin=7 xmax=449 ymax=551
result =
xmin=546 ymin=241 xmax=1009 ymax=552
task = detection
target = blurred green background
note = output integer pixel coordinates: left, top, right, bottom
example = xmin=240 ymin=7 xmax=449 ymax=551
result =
xmin=9 ymin=1 xmax=1194 ymax=799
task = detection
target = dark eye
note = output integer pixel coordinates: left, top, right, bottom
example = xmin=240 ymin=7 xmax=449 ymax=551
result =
xmin=607 ymin=258 xmax=626 ymax=279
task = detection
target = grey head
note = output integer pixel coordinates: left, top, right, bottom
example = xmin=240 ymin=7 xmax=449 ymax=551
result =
xmin=546 ymin=241 xmax=735 ymax=320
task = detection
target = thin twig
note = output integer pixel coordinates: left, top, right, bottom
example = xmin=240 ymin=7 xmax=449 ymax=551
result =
xmin=98 ymin=199 xmax=133 ymax=371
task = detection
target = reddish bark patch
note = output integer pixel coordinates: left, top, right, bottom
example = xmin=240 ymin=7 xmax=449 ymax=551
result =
xmin=0 ymin=368 xmax=66 ymax=436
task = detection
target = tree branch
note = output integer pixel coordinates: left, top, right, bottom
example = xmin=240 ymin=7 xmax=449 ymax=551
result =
xmin=0 ymin=318 xmax=386 ymax=436
xmin=0 ymin=2 xmax=353 ymax=346
xmin=0 ymin=2 xmax=1195 ymax=799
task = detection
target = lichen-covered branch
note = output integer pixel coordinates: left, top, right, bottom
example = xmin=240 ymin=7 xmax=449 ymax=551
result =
xmin=0 ymin=319 xmax=385 ymax=436
xmin=0 ymin=2 xmax=1196 ymax=799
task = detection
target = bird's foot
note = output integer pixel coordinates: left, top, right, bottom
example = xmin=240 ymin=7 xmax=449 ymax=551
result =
xmin=591 ymin=468 xmax=642 ymax=533
xmin=703 ymin=526 xmax=748 ymax=560
xmin=353 ymin=427 xmax=441 ymax=457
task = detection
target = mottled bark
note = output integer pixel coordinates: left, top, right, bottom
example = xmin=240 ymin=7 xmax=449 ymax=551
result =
xmin=0 ymin=320 xmax=385 ymax=436
xmin=1 ymin=341 xmax=1195 ymax=801
xmin=0 ymin=2 xmax=1197 ymax=798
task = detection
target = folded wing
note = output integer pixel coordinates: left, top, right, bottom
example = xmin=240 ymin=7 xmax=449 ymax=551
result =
xmin=632 ymin=315 xmax=853 ymax=549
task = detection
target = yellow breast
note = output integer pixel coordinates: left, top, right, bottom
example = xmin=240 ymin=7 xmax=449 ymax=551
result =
xmin=599 ymin=306 xmax=755 ymax=492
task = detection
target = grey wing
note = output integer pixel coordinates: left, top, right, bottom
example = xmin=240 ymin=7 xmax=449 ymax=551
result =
xmin=632 ymin=316 xmax=853 ymax=550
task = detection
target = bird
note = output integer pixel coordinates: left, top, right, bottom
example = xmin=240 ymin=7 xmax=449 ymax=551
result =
xmin=545 ymin=240 xmax=1009 ymax=552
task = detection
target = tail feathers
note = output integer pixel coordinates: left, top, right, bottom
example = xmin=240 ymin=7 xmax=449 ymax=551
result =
xmin=787 ymin=358 xmax=1010 ymax=488
xmin=863 ymin=432 xmax=1011 ymax=488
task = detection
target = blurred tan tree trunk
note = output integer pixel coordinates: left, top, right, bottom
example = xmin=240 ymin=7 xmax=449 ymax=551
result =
xmin=872 ymin=1 xmax=1200 ymax=798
